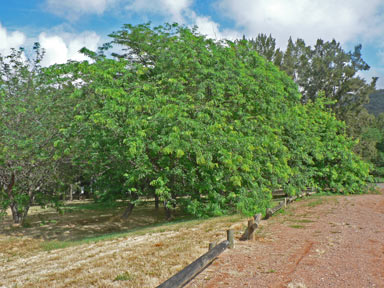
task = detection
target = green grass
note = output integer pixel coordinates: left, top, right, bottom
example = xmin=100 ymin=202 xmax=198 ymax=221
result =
xmin=274 ymin=208 xmax=293 ymax=216
xmin=114 ymin=272 xmax=134 ymax=281
xmin=307 ymin=198 xmax=324 ymax=207
xmin=289 ymin=224 xmax=306 ymax=229
xmin=63 ymin=201 xmax=126 ymax=212
xmin=21 ymin=221 xmax=32 ymax=228
xmin=265 ymin=269 xmax=276 ymax=273
xmin=39 ymin=219 xmax=57 ymax=226
xmin=2 ymin=198 xmax=203 ymax=242
xmin=372 ymin=177 xmax=384 ymax=183
xmin=290 ymin=219 xmax=314 ymax=224
xmin=40 ymin=241 xmax=73 ymax=251
xmin=38 ymin=213 xmax=242 ymax=251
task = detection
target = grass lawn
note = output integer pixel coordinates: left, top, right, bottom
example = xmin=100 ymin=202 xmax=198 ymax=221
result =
xmin=0 ymin=199 xmax=247 ymax=287
xmin=1 ymin=200 xmax=187 ymax=241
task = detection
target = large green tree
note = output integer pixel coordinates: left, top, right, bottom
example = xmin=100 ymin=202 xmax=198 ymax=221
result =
xmin=61 ymin=24 xmax=369 ymax=218
xmin=0 ymin=25 xmax=373 ymax=222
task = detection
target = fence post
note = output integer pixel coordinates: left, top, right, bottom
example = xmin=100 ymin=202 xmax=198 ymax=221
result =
xmin=227 ymin=229 xmax=234 ymax=249
xmin=209 ymin=241 xmax=217 ymax=251
xmin=247 ymin=219 xmax=255 ymax=240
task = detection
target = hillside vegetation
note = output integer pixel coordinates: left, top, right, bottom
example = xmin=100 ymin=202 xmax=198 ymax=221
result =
xmin=366 ymin=89 xmax=384 ymax=116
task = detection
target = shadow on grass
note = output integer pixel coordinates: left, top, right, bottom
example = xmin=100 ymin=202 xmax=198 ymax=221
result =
xmin=39 ymin=215 xmax=204 ymax=251
xmin=0 ymin=200 xmax=196 ymax=243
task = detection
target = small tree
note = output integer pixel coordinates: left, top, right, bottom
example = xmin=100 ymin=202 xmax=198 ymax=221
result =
xmin=0 ymin=44 xmax=74 ymax=223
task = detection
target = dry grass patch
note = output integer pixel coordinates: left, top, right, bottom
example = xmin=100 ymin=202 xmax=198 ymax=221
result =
xmin=0 ymin=236 xmax=43 ymax=261
xmin=0 ymin=212 xmax=245 ymax=288
xmin=1 ymin=194 xmax=343 ymax=287
xmin=0 ymin=200 xmax=179 ymax=241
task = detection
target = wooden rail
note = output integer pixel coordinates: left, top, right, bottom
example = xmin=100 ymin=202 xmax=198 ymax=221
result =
xmin=268 ymin=190 xmax=317 ymax=218
xmin=240 ymin=213 xmax=262 ymax=240
xmin=265 ymin=200 xmax=285 ymax=219
xmin=157 ymin=188 xmax=318 ymax=287
xmin=157 ymin=230 xmax=234 ymax=288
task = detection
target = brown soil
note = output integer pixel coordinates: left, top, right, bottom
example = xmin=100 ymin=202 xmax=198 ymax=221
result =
xmin=187 ymin=192 xmax=384 ymax=288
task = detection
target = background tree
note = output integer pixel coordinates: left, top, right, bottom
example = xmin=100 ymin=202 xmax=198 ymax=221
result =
xmin=366 ymin=89 xmax=384 ymax=116
xmin=235 ymin=34 xmax=283 ymax=67
xmin=241 ymin=35 xmax=379 ymax=163
xmin=242 ymin=35 xmax=377 ymax=118
xmin=0 ymin=45 xmax=75 ymax=223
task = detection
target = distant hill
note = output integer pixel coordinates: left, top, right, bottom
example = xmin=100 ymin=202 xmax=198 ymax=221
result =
xmin=366 ymin=89 xmax=384 ymax=116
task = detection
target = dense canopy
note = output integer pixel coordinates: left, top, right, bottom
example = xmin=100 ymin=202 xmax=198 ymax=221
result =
xmin=0 ymin=24 xmax=371 ymax=222
xmin=64 ymin=24 xmax=370 ymax=217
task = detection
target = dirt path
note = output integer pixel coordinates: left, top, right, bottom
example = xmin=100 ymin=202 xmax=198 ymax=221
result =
xmin=187 ymin=193 xmax=384 ymax=288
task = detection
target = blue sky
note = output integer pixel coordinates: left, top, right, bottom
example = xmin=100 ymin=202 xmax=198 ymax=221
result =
xmin=1 ymin=0 xmax=384 ymax=88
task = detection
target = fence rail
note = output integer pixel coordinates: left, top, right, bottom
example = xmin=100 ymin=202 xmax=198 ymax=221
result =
xmin=157 ymin=188 xmax=317 ymax=287
xmin=157 ymin=233 xmax=233 ymax=288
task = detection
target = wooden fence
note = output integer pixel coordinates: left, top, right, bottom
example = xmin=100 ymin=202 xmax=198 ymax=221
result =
xmin=156 ymin=188 xmax=317 ymax=288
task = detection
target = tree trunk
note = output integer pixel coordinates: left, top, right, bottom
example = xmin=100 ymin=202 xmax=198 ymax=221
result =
xmin=69 ymin=184 xmax=73 ymax=201
xmin=121 ymin=202 xmax=135 ymax=219
xmin=155 ymin=194 xmax=159 ymax=209
xmin=121 ymin=193 xmax=138 ymax=219
xmin=22 ymin=205 xmax=30 ymax=222
xmin=6 ymin=173 xmax=23 ymax=224
xmin=10 ymin=204 xmax=22 ymax=224
xmin=158 ymin=240 xmax=230 ymax=288
xmin=9 ymin=198 xmax=31 ymax=225
xmin=164 ymin=200 xmax=172 ymax=220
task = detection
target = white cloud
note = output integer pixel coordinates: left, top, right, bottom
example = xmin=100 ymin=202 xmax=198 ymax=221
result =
xmin=215 ymin=0 xmax=384 ymax=88
xmin=217 ymin=0 xmax=384 ymax=46
xmin=191 ymin=14 xmax=240 ymax=40
xmin=38 ymin=32 xmax=101 ymax=66
xmin=67 ymin=32 xmax=101 ymax=60
xmin=377 ymin=77 xmax=384 ymax=89
xmin=360 ymin=66 xmax=384 ymax=89
xmin=124 ymin=1 xmax=239 ymax=40
xmin=125 ymin=0 xmax=193 ymax=23
xmin=38 ymin=34 xmax=68 ymax=65
xmin=45 ymin=0 xmax=117 ymax=20
xmin=194 ymin=16 xmax=223 ymax=39
xmin=0 ymin=24 xmax=26 ymax=55
xmin=0 ymin=23 xmax=101 ymax=66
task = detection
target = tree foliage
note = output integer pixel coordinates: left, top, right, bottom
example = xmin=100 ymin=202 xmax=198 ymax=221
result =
xmin=366 ymin=89 xmax=384 ymax=116
xmin=242 ymin=34 xmax=380 ymax=164
xmin=240 ymin=35 xmax=377 ymax=117
xmin=0 ymin=45 xmax=75 ymax=223
xmin=0 ymin=24 xmax=372 ymax=223
xmin=59 ymin=24 xmax=370 ymax=218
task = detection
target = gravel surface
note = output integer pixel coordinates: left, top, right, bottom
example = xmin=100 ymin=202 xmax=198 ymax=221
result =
xmin=187 ymin=192 xmax=384 ymax=288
